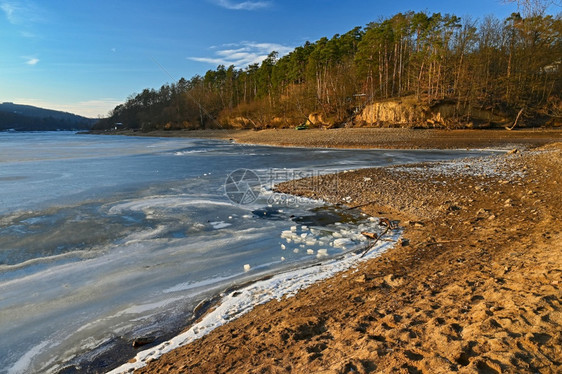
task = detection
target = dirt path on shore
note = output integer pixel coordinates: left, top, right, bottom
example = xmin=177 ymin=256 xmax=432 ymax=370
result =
xmin=133 ymin=143 xmax=561 ymax=374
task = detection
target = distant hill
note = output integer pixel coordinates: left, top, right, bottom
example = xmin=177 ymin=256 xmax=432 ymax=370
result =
xmin=0 ymin=102 xmax=96 ymax=131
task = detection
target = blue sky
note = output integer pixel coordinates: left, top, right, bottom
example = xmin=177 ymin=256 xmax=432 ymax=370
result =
xmin=0 ymin=0 xmax=552 ymax=117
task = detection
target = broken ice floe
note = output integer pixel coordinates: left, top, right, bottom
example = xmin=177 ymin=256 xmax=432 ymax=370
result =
xmin=109 ymin=229 xmax=398 ymax=374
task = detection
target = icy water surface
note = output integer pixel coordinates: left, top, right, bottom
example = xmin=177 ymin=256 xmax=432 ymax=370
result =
xmin=0 ymin=132 xmax=494 ymax=373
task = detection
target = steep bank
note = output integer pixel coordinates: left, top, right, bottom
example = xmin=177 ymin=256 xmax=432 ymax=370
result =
xmin=134 ymin=144 xmax=561 ymax=373
xmin=355 ymin=96 xmax=511 ymax=128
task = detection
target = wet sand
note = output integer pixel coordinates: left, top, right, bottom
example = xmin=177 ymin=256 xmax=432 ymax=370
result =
xmin=116 ymin=130 xmax=562 ymax=373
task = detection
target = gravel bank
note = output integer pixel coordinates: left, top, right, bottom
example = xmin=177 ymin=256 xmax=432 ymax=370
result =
xmin=133 ymin=144 xmax=561 ymax=373
xmin=97 ymin=128 xmax=562 ymax=150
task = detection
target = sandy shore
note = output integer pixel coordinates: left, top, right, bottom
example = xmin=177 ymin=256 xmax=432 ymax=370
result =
xmin=97 ymin=127 xmax=562 ymax=150
xmin=115 ymin=131 xmax=562 ymax=373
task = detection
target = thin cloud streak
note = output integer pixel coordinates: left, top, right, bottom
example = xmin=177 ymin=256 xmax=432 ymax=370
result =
xmin=25 ymin=57 xmax=39 ymax=65
xmin=70 ymin=98 xmax=124 ymax=118
xmin=1 ymin=0 xmax=40 ymax=24
xmin=0 ymin=1 xmax=17 ymax=23
xmin=215 ymin=0 xmax=271 ymax=11
xmin=188 ymin=41 xmax=293 ymax=68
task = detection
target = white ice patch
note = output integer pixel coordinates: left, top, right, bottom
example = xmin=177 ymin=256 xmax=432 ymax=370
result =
xmin=210 ymin=221 xmax=232 ymax=229
xmin=317 ymin=249 xmax=328 ymax=258
xmin=173 ymin=149 xmax=208 ymax=155
xmin=8 ymin=340 xmax=50 ymax=374
xmin=107 ymin=197 xmax=233 ymax=215
xmin=113 ymin=297 xmax=185 ymax=317
xmin=109 ymin=235 xmax=398 ymax=374
xmin=163 ymin=273 xmax=241 ymax=294
xmin=333 ymin=238 xmax=353 ymax=248
xmin=391 ymin=152 xmax=527 ymax=180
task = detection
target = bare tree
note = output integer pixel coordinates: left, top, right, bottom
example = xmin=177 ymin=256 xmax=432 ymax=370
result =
xmin=504 ymin=0 xmax=560 ymax=16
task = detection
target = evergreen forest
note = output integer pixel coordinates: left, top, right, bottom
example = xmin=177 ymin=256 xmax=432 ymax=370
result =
xmin=93 ymin=11 xmax=562 ymax=131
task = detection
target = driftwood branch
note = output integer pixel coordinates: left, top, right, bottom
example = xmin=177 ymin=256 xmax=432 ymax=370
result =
xmin=505 ymin=107 xmax=524 ymax=130
xmin=359 ymin=218 xmax=398 ymax=258
xmin=360 ymin=226 xmax=389 ymax=258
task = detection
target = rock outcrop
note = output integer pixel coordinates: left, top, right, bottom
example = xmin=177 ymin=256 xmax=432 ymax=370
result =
xmin=356 ymin=96 xmax=509 ymax=128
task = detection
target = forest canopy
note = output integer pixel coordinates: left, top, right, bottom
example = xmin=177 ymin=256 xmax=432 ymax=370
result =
xmin=93 ymin=11 xmax=561 ymax=131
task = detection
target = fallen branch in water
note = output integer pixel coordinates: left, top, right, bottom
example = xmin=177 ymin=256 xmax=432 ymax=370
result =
xmin=360 ymin=218 xmax=397 ymax=258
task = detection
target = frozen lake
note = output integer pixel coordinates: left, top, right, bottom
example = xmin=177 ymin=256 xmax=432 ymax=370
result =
xmin=0 ymin=132 xmax=493 ymax=373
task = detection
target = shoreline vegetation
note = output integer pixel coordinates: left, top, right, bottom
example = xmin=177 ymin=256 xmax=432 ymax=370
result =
xmin=92 ymin=11 xmax=561 ymax=134
xmin=97 ymin=129 xmax=562 ymax=373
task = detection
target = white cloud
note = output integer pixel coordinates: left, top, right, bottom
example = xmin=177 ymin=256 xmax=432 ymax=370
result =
xmin=215 ymin=0 xmax=271 ymax=10
xmin=188 ymin=41 xmax=293 ymax=69
xmin=25 ymin=57 xmax=39 ymax=65
xmin=1 ymin=1 xmax=45 ymax=25
xmin=0 ymin=1 xmax=17 ymax=23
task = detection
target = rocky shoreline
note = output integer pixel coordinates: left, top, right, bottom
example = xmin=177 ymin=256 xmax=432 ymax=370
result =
xmin=128 ymin=139 xmax=561 ymax=373
xmin=91 ymin=128 xmax=562 ymax=150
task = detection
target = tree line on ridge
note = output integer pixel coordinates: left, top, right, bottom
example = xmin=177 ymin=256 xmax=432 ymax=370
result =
xmin=93 ymin=11 xmax=561 ymax=131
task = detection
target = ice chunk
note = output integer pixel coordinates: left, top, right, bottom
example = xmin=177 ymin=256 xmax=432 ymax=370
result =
xmin=305 ymin=239 xmax=317 ymax=246
xmin=281 ymin=230 xmax=293 ymax=238
xmin=210 ymin=221 xmax=231 ymax=229
xmin=243 ymin=264 xmax=251 ymax=272
xmin=333 ymin=238 xmax=353 ymax=248
xmin=306 ymin=249 xmax=314 ymax=255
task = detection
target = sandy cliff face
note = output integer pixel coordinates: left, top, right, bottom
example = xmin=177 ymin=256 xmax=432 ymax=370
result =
xmin=219 ymin=96 xmax=531 ymax=130
xmin=357 ymin=97 xmax=509 ymax=128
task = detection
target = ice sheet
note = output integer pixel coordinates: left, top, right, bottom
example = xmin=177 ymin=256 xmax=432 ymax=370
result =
xmin=109 ymin=234 xmax=398 ymax=373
